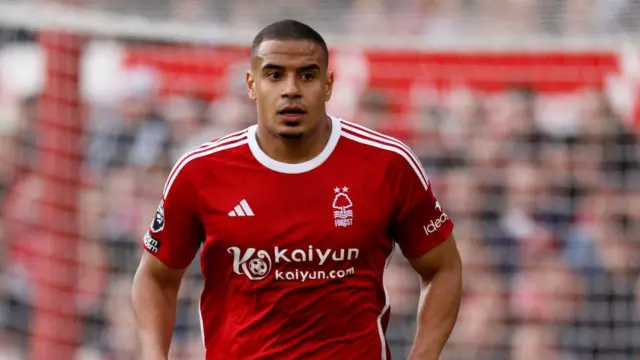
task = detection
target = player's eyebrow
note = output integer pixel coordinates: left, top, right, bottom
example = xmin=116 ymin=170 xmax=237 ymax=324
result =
xmin=261 ymin=63 xmax=321 ymax=72
xmin=297 ymin=64 xmax=321 ymax=72
xmin=261 ymin=63 xmax=285 ymax=71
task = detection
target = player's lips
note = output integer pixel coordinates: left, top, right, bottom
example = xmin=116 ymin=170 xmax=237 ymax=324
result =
xmin=277 ymin=105 xmax=306 ymax=123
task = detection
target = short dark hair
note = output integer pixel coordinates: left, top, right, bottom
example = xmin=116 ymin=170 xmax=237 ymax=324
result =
xmin=251 ymin=20 xmax=329 ymax=66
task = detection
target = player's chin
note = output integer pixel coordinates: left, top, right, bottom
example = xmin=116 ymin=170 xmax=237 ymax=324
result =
xmin=276 ymin=118 xmax=307 ymax=140
xmin=277 ymin=127 xmax=305 ymax=140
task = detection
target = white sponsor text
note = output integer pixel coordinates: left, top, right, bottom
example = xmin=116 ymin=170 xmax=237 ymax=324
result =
xmin=228 ymin=245 xmax=360 ymax=282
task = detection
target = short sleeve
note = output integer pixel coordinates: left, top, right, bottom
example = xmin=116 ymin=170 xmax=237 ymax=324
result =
xmin=142 ymin=160 xmax=204 ymax=269
xmin=389 ymin=153 xmax=454 ymax=259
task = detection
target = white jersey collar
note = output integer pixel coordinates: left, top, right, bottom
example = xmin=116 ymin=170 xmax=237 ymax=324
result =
xmin=247 ymin=115 xmax=341 ymax=174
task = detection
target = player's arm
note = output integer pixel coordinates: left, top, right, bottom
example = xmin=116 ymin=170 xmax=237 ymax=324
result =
xmin=406 ymin=235 xmax=461 ymax=360
xmin=388 ymin=150 xmax=461 ymax=360
xmin=131 ymin=161 xmax=204 ymax=359
xmin=132 ymin=252 xmax=186 ymax=359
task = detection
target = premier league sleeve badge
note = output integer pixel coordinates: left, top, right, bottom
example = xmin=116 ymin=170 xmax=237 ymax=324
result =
xmin=150 ymin=199 xmax=165 ymax=233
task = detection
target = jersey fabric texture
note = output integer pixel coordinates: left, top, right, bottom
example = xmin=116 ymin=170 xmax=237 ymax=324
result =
xmin=142 ymin=115 xmax=454 ymax=360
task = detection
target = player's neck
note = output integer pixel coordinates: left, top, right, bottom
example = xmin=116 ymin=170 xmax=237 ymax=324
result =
xmin=256 ymin=116 xmax=332 ymax=164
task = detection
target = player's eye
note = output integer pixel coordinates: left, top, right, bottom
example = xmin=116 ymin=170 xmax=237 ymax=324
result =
xmin=301 ymin=72 xmax=316 ymax=81
xmin=267 ymin=72 xmax=282 ymax=81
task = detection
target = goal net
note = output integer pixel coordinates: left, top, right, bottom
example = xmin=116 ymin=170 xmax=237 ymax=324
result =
xmin=0 ymin=1 xmax=639 ymax=360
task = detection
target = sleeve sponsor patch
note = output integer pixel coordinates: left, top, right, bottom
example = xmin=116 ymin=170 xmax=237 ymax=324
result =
xmin=144 ymin=231 xmax=161 ymax=254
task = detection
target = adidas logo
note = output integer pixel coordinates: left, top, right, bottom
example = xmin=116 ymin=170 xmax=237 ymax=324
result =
xmin=228 ymin=199 xmax=255 ymax=217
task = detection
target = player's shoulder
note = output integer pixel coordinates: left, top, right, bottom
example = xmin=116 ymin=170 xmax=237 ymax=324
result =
xmin=338 ymin=118 xmax=418 ymax=166
xmin=176 ymin=127 xmax=251 ymax=167
xmin=338 ymin=117 xmax=429 ymax=187
xmin=163 ymin=127 xmax=251 ymax=196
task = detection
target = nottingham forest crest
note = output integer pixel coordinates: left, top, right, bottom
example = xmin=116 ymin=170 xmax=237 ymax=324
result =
xmin=333 ymin=186 xmax=353 ymax=228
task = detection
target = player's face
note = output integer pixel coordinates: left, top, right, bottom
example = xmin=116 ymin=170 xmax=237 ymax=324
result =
xmin=246 ymin=39 xmax=333 ymax=140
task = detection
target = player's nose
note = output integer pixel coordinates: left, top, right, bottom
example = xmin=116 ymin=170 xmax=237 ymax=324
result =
xmin=280 ymin=76 xmax=301 ymax=98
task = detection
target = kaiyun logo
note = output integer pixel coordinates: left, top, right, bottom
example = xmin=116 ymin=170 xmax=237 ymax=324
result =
xmin=227 ymin=245 xmax=360 ymax=282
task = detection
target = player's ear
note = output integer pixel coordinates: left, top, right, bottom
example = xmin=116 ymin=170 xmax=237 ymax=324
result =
xmin=324 ymin=69 xmax=334 ymax=102
xmin=246 ymin=71 xmax=257 ymax=100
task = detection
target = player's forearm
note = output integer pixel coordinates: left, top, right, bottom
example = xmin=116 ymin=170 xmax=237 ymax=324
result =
xmin=131 ymin=271 xmax=180 ymax=359
xmin=409 ymin=260 xmax=462 ymax=360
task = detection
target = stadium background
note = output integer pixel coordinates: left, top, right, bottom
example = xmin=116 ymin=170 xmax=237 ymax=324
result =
xmin=0 ymin=1 xmax=639 ymax=359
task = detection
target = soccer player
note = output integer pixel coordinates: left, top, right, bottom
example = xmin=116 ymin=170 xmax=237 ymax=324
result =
xmin=132 ymin=19 xmax=462 ymax=360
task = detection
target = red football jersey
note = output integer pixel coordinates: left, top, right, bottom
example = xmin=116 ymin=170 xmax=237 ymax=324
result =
xmin=143 ymin=116 xmax=454 ymax=360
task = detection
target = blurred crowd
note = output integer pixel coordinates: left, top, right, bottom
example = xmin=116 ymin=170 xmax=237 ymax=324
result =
xmin=0 ymin=20 xmax=639 ymax=360
xmin=83 ymin=0 xmax=640 ymax=43
xmin=383 ymin=87 xmax=640 ymax=360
